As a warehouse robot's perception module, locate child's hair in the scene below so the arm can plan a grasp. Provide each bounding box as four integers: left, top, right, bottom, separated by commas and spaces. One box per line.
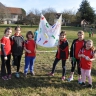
60, 30, 66, 35
26, 31, 34, 39
15, 26, 21, 30
77, 30, 84, 35
4, 27, 12, 34
86, 39, 95, 51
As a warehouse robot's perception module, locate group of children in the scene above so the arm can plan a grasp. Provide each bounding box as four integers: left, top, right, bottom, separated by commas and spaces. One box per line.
0, 26, 36, 80
0, 26, 96, 89
49, 30, 96, 88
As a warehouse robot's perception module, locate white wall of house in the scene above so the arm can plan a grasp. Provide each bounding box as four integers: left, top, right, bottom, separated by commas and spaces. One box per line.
11, 14, 18, 21
3, 20, 12, 24
3, 14, 19, 24
4, 21, 7, 24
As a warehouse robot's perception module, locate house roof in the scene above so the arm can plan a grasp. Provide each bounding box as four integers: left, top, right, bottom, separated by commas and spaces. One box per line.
0, 2, 5, 7
81, 19, 89, 25
0, 2, 6, 12
7, 7, 22, 14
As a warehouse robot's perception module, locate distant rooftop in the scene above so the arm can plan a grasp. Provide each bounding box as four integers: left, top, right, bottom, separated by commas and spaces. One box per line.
7, 7, 22, 14
0, 2, 22, 14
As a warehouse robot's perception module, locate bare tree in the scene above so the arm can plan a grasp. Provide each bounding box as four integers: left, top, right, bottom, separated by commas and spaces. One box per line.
62, 9, 76, 26
25, 8, 57, 26
41, 8, 57, 25
0, 2, 11, 24
30, 9, 41, 25
27, 12, 35, 26
24, 9, 41, 26
30, 8, 41, 16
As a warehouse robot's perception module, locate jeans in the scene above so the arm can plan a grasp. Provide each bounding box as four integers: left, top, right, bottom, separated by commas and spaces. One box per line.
24, 56, 35, 74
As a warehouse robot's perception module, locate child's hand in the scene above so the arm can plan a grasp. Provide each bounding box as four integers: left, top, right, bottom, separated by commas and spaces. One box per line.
4, 56, 7, 60
69, 57, 72, 61
27, 50, 31, 53
57, 45, 59, 48
57, 45, 60, 49
57, 41, 60, 48
81, 54, 86, 58
85, 56, 90, 61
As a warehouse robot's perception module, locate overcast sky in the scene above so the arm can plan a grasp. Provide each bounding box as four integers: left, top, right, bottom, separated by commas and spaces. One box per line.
0, 0, 96, 13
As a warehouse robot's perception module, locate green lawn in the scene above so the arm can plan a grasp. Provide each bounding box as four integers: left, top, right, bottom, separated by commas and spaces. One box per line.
0, 25, 96, 96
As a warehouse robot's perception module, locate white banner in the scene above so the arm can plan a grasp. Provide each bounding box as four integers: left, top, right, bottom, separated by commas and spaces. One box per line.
36, 14, 62, 47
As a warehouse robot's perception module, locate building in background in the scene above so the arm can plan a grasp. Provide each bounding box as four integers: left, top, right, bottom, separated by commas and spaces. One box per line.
0, 2, 26, 24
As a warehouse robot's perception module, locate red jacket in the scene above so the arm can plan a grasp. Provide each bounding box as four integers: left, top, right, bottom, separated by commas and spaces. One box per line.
24, 39, 36, 57
79, 48, 94, 69
56, 39, 69, 60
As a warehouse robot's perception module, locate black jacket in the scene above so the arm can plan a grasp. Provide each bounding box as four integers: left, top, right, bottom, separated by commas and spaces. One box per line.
10, 35, 24, 55
70, 39, 86, 58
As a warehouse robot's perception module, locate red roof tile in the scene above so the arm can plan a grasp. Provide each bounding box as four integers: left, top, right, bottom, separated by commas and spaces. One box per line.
7, 7, 22, 14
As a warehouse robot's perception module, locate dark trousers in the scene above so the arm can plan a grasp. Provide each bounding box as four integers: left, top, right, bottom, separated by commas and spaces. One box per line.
51, 58, 66, 76
1, 55, 11, 77
89, 34, 91, 37
13, 55, 22, 72
71, 59, 81, 75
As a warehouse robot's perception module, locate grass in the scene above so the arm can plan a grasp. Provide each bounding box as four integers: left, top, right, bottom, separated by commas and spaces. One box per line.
0, 25, 96, 96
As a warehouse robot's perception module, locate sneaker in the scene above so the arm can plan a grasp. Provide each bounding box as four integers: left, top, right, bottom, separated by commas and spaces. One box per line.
78, 79, 82, 84
2, 76, 8, 80
15, 72, 20, 78
68, 76, 73, 82
61, 76, 65, 81
30, 72, 35, 76
81, 82, 86, 86
48, 72, 54, 76
8, 74, 11, 79
24, 73, 27, 77
87, 84, 93, 89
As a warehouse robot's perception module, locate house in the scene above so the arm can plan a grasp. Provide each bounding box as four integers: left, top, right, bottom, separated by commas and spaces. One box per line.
0, 2, 26, 24
81, 19, 89, 31
81, 19, 89, 27
6, 7, 23, 24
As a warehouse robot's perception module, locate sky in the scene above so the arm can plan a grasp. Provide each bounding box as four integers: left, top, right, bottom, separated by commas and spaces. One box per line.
0, 0, 96, 14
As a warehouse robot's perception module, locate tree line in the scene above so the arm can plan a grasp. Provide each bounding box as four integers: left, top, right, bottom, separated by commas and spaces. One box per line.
0, 0, 96, 26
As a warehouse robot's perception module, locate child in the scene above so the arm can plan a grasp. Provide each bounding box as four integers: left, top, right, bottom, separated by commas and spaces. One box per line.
34, 29, 38, 48
68, 30, 86, 84
88, 27, 93, 37
24, 31, 36, 77
34, 29, 38, 42
88, 31, 92, 37
92, 32, 94, 37
1, 27, 12, 80
49, 31, 69, 80
10, 26, 24, 78
78, 39, 96, 88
